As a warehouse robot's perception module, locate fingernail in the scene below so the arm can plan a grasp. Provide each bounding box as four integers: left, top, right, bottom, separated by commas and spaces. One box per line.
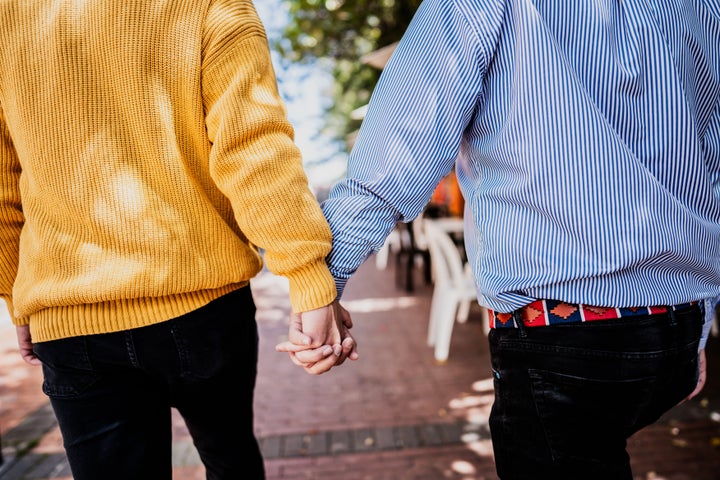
334, 345, 342, 356
322, 346, 333, 356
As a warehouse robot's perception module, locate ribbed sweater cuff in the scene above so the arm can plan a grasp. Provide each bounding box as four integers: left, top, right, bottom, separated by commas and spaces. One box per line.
287, 262, 337, 313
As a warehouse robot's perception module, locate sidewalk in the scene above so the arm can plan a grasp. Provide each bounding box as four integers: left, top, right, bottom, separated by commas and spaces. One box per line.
1, 258, 719, 479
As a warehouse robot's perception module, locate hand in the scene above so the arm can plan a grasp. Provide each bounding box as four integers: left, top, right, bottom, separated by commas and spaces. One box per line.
319, 301, 358, 365
685, 349, 707, 401
275, 300, 358, 374
16, 325, 41, 366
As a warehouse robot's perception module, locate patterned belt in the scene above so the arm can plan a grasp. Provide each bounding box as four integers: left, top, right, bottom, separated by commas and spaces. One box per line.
489, 300, 699, 329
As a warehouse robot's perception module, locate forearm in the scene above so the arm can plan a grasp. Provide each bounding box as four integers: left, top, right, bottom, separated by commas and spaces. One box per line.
0, 111, 23, 316
203, 15, 336, 311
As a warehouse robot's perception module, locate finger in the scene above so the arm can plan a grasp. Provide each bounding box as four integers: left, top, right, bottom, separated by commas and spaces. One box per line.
287, 312, 314, 347
343, 336, 359, 361
332, 343, 347, 366
294, 346, 335, 364
334, 336, 358, 366
20, 349, 41, 366
287, 352, 306, 368
337, 302, 353, 329
339, 325, 359, 362
302, 354, 339, 375
275, 341, 322, 353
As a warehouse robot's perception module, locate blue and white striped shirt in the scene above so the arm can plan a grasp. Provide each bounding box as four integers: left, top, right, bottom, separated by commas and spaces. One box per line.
322, 0, 720, 320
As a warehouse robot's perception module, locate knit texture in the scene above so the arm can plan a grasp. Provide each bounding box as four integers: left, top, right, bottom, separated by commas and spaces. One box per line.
0, 0, 336, 341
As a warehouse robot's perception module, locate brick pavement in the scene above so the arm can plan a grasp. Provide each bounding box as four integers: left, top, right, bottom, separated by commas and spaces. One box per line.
1, 258, 719, 479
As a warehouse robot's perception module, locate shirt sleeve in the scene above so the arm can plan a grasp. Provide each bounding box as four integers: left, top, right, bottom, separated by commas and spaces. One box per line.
0, 106, 24, 322
201, 0, 336, 312
321, 0, 503, 297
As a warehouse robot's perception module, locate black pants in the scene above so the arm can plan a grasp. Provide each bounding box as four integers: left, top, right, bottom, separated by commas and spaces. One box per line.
489, 304, 703, 479
34, 287, 264, 480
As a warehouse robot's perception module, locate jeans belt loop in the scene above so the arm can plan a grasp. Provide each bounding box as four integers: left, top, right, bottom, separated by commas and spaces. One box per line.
513, 309, 527, 338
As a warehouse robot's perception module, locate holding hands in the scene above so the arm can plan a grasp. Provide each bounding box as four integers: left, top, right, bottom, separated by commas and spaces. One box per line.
275, 300, 358, 374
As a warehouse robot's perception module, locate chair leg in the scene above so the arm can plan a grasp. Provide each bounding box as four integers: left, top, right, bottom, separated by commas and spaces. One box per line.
457, 300, 471, 323
433, 298, 459, 363
427, 286, 446, 346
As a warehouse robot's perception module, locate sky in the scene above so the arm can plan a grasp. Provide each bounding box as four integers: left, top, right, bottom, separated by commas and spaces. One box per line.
254, 2, 350, 189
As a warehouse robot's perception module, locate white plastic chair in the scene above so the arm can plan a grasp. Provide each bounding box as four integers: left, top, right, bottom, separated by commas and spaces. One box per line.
424, 220, 488, 363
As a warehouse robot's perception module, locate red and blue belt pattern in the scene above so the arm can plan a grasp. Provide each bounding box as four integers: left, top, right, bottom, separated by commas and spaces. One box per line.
489, 300, 699, 329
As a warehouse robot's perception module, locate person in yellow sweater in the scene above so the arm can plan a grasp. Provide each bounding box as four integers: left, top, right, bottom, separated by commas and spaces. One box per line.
0, 0, 357, 478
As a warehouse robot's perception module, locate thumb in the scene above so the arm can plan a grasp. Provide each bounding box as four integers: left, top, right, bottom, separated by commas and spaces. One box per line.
287, 312, 313, 346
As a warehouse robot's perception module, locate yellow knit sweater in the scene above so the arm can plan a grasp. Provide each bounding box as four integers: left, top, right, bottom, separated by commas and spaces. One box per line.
0, 0, 337, 342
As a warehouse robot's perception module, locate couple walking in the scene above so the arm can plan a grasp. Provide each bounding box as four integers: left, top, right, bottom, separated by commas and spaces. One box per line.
1, 1, 717, 479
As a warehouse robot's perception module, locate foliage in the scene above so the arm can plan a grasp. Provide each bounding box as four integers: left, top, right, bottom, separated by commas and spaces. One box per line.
274, 0, 422, 145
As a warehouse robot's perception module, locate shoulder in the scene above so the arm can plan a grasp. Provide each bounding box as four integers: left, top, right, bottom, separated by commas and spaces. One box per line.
204, 0, 266, 48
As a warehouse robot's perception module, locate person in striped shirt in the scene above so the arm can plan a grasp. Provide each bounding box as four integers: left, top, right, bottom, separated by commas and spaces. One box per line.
279, 0, 720, 478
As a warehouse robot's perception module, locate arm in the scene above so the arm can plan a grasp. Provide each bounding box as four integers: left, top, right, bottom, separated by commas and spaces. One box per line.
277, 0, 504, 370
202, 1, 352, 371
0, 107, 37, 365
321, 0, 499, 298
202, 0, 337, 315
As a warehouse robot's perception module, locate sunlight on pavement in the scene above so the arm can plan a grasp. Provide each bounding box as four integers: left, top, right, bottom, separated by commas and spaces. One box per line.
464, 438, 495, 458
342, 296, 421, 312
248, 268, 423, 326
450, 459, 477, 475
249, 271, 290, 326
445, 376, 495, 428
471, 378, 494, 393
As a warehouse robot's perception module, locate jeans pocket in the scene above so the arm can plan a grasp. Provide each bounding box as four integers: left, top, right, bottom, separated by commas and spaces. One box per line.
528, 368, 656, 464
169, 288, 257, 381
33, 337, 100, 398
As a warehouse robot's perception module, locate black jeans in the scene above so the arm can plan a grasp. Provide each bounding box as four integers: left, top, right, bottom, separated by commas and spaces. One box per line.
488, 303, 703, 480
33, 287, 264, 480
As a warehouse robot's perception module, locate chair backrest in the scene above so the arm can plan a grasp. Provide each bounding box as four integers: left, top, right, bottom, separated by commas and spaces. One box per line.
423, 220, 467, 289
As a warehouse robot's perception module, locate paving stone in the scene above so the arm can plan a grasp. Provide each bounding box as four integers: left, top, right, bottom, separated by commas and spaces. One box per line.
351, 428, 376, 453
328, 430, 352, 455
260, 435, 282, 459
374, 426, 399, 450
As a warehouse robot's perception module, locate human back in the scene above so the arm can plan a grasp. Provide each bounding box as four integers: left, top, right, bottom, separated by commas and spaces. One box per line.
0, 0, 335, 341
